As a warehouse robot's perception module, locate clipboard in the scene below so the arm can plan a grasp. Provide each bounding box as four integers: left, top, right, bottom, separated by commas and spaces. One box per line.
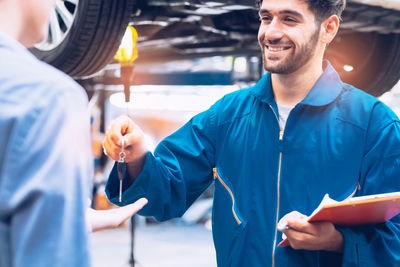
278, 192, 400, 247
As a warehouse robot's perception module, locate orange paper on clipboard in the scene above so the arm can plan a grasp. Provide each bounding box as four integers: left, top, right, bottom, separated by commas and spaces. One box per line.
278, 192, 400, 247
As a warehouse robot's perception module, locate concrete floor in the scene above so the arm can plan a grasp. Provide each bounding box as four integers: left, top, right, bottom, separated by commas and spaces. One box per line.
90, 219, 216, 267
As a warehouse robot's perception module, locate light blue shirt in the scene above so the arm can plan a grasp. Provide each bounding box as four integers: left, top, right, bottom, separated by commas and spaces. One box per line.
0, 31, 93, 266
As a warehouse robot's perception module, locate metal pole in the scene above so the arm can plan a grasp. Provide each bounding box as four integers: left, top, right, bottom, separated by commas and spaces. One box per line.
129, 215, 136, 267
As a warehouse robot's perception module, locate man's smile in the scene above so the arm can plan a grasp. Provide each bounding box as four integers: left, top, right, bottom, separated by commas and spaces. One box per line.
265, 44, 292, 54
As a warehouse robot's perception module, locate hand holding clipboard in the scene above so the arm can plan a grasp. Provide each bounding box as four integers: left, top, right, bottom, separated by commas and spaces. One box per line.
278, 192, 400, 247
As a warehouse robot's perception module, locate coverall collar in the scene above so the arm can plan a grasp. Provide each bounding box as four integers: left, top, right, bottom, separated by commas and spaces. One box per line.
253, 60, 343, 107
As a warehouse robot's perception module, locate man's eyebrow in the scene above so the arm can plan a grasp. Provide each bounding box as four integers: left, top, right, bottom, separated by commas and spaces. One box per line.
258, 9, 271, 16
259, 9, 304, 19
279, 10, 304, 18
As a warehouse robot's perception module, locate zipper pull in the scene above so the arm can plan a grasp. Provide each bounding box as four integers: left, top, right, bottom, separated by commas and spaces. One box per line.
213, 168, 218, 180
279, 130, 284, 140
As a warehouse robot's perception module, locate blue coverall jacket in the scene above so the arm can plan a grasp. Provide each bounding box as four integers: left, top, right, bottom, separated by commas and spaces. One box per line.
107, 62, 400, 266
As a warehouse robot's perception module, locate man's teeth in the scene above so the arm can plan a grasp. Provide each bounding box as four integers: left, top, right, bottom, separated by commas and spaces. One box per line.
268, 46, 289, 52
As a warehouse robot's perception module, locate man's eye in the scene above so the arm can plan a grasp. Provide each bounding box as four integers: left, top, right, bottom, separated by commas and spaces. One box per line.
284, 17, 297, 23
260, 16, 272, 22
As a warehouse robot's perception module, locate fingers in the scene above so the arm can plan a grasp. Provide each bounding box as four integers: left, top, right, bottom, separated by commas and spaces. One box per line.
103, 137, 143, 163
103, 136, 128, 161
278, 211, 308, 233
88, 198, 148, 232
285, 229, 316, 250
278, 211, 341, 251
108, 115, 133, 145
279, 213, 314, 250
286, 216, 314, 235
278, 211, 314, 249
124, 130, 144, 148
103, 116, 146, 162
283, 221, 339, 251
115, 198, 148, 222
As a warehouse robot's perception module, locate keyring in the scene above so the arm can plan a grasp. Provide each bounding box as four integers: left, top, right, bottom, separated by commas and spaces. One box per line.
119, 137, 126, 160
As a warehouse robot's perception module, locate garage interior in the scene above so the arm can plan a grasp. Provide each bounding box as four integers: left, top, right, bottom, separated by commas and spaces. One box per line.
28, 1, 400, 266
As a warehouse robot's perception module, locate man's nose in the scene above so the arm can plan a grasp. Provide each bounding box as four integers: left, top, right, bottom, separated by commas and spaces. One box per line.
264, 18, 284, 41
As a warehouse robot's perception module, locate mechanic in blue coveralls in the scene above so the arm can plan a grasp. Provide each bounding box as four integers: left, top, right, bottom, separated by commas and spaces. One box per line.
103, 0, 400, 265
0, 0, 147, 266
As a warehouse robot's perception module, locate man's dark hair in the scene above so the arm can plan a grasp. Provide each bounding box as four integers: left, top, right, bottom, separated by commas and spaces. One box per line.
256, 0, 346, 22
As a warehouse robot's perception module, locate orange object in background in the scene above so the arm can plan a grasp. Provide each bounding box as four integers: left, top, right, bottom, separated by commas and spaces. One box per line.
114, 25, 138, 103
95, 193, 115, 210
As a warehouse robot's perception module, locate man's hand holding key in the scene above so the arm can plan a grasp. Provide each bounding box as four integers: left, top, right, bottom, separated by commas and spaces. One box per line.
103, 115, 147, 186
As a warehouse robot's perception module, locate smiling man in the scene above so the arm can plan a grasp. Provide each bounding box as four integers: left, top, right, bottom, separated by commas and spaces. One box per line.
103, 0, 400, 266
259, 2, 321, 75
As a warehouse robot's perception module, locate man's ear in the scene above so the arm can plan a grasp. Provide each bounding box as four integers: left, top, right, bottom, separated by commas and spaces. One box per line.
320, 15, 340, 44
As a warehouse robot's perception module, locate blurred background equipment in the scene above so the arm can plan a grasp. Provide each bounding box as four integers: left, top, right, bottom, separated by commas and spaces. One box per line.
31, 0, 134, 78
114, 25, 138, 103
31, 0, 400, 97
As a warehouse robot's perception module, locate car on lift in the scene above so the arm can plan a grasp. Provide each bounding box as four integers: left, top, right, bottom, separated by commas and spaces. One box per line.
31, 0, 400, 96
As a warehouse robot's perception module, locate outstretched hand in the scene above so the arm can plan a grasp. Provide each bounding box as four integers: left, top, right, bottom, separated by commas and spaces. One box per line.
87, 198, 148, 232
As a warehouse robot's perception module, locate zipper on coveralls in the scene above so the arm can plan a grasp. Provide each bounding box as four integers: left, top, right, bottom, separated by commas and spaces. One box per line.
213, 168, 242, 225
268, 104, 360, 267
269, 104, 284, 267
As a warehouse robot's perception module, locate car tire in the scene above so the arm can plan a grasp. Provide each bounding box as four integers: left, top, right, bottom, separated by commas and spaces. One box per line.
329, 1, 400, 96
326, 31, 400, 97
30, 0, 134, 78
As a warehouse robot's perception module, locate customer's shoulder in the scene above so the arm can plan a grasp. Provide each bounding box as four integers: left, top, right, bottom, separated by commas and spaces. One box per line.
0, 47, 87, 108
25, 52, 81, 93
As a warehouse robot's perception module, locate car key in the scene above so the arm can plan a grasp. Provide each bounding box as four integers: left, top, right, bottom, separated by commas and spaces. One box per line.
117, 137, 127, 202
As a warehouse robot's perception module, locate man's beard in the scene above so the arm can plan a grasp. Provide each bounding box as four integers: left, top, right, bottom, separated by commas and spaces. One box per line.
261, 27, 320, 74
